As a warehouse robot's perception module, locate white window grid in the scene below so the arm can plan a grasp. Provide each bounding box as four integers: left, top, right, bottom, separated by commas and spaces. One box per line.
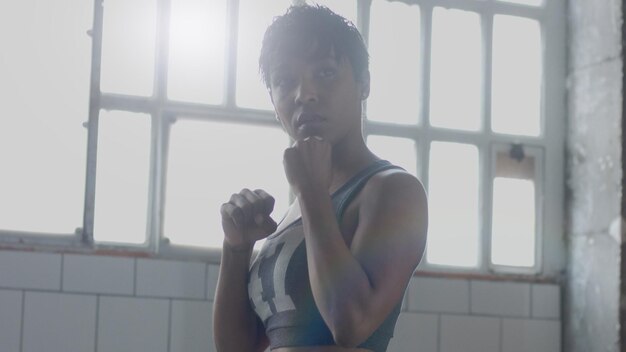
0, 0, 566, 277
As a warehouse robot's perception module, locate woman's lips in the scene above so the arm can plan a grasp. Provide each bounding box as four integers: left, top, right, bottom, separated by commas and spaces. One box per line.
296, 113, 325, 129
295, 114, 326, 138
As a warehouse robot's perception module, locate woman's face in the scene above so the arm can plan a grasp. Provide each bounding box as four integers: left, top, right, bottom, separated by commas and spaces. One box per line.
269, 48, 367, 144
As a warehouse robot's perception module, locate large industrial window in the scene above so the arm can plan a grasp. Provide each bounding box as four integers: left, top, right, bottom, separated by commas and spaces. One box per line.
0, 0, 566, 275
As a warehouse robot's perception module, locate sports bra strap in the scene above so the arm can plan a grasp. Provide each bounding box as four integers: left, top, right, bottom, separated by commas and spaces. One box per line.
331, 159, 405, 223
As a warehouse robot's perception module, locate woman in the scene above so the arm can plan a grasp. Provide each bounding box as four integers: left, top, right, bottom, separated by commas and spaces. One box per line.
213, 5, 428, 352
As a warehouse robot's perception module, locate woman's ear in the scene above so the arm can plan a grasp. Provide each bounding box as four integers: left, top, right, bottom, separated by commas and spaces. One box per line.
359, 70, 370, 100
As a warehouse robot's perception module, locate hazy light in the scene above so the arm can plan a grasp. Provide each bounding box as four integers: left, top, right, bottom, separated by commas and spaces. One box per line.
164, 119, 290, 248
430, 8, 482, 131
427, 142, 479, 267
0, 0, 92, 234
167, 0, 227, 104
491, 178, 536, 267
101, 0, 157, 96
491, 15, 542, 136
94, 111, 151, 245
366, 135, 418, 177
367, 0, 420, 124
236, 0, 291, 110
308, 0, 357, 25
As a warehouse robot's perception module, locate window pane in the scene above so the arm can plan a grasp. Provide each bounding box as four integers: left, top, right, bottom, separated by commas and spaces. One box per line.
430, 8, 481, 131
236, 0, 291, 110
368, 0, 420, 124
366, 136, 418, 177
94, 111, 151, 244
0, 0, 92, 234
101, 0, 157, 96
491, 16, 542, 136
497, 0, 543, 6
308, 0, 357, 25
491, 178, 536, 267
164, 120, 290, 248
168, 0, 227, 104
427, 142, 479, 267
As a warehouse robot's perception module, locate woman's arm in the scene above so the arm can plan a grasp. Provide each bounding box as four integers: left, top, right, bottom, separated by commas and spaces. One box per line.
213, 244, 269, 352
298, 170, 428, 347
213, 189, 276, 352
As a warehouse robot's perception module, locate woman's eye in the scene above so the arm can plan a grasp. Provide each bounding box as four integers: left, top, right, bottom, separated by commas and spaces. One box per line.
272, 77, 293, 89
318, 68, 337, 79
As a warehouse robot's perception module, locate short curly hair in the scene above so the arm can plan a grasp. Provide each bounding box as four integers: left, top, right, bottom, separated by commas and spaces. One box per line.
259, 4, 369, 89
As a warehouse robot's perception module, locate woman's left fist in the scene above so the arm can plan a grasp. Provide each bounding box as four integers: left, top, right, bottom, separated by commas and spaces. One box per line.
283, 136, 332, 196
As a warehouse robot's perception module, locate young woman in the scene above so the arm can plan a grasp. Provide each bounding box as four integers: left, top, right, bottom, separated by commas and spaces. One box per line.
213, 5, 428, 352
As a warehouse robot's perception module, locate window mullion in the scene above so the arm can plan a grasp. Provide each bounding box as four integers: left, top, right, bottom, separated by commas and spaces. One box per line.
482, 12, 494, 137
154, 0, 171, 102
420, 3, 433, 175
83, 0, 106, 244
148, 0, 173, 252
224, 0, 240, 108
480, 11, 495, 273
357, 0, 372, 45
417, 4, 433, 270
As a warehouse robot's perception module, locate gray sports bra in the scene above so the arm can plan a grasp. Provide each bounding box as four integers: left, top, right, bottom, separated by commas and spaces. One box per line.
247, 160, 406, 351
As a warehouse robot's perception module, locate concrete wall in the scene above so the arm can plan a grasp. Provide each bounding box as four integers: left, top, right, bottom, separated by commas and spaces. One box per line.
565, 0, 623, 351
0, 250, 561, 352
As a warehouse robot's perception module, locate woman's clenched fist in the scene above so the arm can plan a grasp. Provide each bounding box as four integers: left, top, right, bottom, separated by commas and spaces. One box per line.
220, 188, 278, 251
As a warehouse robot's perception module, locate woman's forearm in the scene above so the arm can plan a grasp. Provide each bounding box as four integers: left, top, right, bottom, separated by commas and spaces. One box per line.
213, 243, 262, 352
297, 190, 375, 346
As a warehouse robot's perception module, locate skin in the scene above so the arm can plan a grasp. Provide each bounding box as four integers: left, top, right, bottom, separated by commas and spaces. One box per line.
213, 47, 428, 352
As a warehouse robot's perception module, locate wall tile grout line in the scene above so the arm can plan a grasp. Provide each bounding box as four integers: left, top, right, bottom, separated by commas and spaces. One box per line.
204, 264, 209, 300
498, 318, 503, 352
133, 258, 138, 296
167, 299, 173, 352
20, 290, 25, 352
0, 285, 211, 302
94, 295, 100, 352
529, 283, 534, 318
60, 254, 64, 291
436, 314, 441, 352
468, 280, 473, 314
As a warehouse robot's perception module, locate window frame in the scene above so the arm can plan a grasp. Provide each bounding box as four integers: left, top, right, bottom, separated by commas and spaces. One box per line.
0, 0, 567, 277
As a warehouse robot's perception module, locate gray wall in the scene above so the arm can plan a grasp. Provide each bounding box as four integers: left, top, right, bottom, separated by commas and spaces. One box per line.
565, 0, 623, 351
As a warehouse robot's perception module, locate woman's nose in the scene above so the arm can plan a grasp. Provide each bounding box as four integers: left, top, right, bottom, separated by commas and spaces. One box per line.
295, 79, 319, 105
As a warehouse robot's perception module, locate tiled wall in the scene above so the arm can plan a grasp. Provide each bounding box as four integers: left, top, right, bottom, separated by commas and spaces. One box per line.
390, 277, 561, 352
0, 250, 561, 352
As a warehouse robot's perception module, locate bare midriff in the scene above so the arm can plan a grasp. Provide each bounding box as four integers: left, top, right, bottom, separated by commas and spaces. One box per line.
272, 347, 372, 352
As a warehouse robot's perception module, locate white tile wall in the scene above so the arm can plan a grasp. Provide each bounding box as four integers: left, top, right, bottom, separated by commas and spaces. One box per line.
207, 264, 220, 301
388, 313, 438, 352
0, 289, 22, 352
22, 292, 97, 352
0, 250, 563, 352
471, 281, 531, 317
531, 284, 561, 319
440, 315, 500, 352
502, 319, 561, 352
170, 300, 215, 352
136, 259, 206, 299
0, 251, 61, 290
63, 254, 134, 295
408, 277, 470, 314
98, 296, 169, 352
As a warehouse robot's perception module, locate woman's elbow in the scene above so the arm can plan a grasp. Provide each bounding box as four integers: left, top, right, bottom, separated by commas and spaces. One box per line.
329, 311, 371, 348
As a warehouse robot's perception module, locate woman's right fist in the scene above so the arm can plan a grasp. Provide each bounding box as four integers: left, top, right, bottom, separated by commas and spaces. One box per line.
220, 188, 278, 250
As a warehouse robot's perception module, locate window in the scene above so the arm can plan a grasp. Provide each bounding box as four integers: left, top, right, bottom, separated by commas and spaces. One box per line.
1, 0, 566, 274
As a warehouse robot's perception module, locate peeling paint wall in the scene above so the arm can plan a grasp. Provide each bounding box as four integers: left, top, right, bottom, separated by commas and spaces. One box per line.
565, 0, 623, 351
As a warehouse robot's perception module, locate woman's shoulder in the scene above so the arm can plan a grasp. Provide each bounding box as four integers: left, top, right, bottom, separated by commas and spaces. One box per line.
362, 167, 426, 204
